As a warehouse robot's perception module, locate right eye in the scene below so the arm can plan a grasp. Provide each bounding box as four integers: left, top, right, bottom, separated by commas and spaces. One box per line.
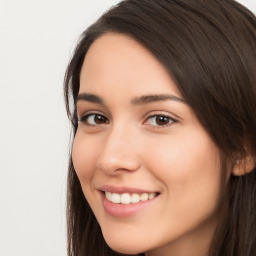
79, 114, 109, 126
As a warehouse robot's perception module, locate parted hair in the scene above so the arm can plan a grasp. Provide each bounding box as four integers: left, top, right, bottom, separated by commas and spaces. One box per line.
64, 0, 256, 255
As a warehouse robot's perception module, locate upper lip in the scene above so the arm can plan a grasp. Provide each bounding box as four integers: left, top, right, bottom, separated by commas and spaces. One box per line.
98, 185, 159, 194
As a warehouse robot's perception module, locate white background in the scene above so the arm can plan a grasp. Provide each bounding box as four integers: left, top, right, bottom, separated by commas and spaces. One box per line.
0, 1, 255, 256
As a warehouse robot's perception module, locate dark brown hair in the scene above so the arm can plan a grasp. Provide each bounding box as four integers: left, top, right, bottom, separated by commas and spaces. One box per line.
64, 0, 256, 255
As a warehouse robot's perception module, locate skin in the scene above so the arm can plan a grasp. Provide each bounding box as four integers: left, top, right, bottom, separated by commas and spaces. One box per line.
72, 33, 223, 256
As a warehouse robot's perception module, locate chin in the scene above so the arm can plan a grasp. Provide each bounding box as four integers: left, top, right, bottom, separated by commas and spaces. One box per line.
108, 245, 143, 255
103, 233, 147, 255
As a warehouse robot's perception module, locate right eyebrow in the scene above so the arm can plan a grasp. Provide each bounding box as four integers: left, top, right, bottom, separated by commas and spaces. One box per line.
76, 93, 104, 105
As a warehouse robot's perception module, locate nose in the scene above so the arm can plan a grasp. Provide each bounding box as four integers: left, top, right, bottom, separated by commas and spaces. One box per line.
96, 123, 141, 175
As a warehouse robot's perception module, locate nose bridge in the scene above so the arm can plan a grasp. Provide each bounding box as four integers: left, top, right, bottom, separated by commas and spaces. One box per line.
97, 121, 140, 173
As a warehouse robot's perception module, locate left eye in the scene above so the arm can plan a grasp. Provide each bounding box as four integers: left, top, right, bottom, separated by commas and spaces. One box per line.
146, 115, 175, 126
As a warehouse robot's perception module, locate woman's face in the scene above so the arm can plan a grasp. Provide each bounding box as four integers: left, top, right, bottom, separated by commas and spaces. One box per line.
73, 33, 222, 255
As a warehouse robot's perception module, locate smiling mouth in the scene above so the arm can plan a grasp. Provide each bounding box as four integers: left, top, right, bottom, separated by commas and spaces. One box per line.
104, 191, 159, 204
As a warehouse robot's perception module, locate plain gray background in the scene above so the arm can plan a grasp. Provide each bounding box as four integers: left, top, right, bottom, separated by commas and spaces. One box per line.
0, 1, 255, 255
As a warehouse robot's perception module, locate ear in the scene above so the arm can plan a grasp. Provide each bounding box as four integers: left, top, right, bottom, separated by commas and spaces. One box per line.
232, 155, 255, 176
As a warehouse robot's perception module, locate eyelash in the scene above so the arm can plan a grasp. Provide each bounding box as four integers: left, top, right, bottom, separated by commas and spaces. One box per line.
143, 114, 177, 128
79, 113, 177, 128
79, 113, 109, 126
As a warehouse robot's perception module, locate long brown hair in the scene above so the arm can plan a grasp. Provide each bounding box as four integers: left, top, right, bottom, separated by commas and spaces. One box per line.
64, 1, 256, 255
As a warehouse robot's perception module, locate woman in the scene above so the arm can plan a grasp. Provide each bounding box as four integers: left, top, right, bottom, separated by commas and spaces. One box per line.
64, 0, 256, 255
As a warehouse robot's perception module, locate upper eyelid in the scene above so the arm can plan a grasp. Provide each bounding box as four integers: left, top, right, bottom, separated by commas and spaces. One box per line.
76, 103, 112, 119
143, 111, 180, 121
144, 114, 177, 125
76, 101, 182, 120
77, 110, 108, 120
146, 113, 176, 119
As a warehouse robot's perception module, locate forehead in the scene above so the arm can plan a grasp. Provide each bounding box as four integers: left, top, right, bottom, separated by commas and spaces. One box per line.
79, 33, 182, 98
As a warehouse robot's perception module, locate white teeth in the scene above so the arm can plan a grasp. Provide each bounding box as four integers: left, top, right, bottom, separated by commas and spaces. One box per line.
140, 193, 149, 201
106, 191, 112, 201
120, 193, 130, 204
149, 192, 156, 199
111, 193, 121, 204
131, 193, 140, 203
105, 191, 158, 204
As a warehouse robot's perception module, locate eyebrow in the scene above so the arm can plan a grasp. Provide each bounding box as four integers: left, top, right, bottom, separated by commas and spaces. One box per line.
76, 93, 186, 105
76, 93, 104, 105
131, 94, 186, 105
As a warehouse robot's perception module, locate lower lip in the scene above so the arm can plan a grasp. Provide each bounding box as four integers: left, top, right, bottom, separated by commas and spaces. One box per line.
101, 192, 158, 218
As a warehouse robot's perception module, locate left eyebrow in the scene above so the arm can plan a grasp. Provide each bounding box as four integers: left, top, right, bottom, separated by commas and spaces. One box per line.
131, 94, 186, 105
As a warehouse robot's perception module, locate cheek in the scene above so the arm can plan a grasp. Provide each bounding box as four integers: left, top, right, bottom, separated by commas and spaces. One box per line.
142, 133, 222, 236
72, 131, 99, 181
143, 131, 221, 199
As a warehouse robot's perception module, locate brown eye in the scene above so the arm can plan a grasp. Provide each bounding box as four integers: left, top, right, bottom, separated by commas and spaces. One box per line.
94, 115, 107, 124
82, 114, 109, 125
155, 116, 170, 125
147, 115, 175, 127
